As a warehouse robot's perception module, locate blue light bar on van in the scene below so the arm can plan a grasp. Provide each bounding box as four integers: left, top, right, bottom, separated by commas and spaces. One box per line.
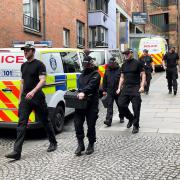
12, 41, 52, 48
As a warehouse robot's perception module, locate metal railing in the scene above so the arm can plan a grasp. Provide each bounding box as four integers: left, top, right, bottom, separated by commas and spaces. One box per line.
23, 14, 41, 32
152, 0, 168, 7
77, 36, 85, 48
89, 41, 108, 48
148, 21, 177, 32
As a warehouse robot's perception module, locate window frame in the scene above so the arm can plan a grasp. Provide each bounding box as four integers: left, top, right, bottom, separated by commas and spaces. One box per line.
23, 0, 40, 32
88, 0, 108, 14
63, 28, 70, 48
77, 20, 85, 48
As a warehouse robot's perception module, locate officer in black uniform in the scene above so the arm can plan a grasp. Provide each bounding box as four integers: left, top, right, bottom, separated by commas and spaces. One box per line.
139, 49, 155, 95
163, 47, 180, 95
103, 57, 124, 127
117, 49, 146, 134
74, 56, 101, 156
5, 44, 57, 160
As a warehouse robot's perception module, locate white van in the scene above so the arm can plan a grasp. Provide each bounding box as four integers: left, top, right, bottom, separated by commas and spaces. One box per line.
0, 48, 84, 133
138, 37, 168, 68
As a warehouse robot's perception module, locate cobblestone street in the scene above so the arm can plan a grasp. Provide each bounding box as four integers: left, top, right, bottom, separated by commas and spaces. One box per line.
1, 72, 180, 180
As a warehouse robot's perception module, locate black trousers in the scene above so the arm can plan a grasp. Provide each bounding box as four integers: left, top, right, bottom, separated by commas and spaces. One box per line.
106, 94, 124, 123
145, 72, 152, 93
118, 94, 142, 128
74, 102, 99, 144
14, 95, 57, 153
166, 67, 178, 92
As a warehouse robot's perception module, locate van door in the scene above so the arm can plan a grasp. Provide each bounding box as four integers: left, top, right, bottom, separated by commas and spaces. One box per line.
0, 51, 35, 123
41, 52, 65, 104
60, 51, 81, 114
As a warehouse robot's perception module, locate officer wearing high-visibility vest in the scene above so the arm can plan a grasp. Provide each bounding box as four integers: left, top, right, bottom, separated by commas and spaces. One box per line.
103, 57, 124, 127
116, 49, 146, 134
163, 46, 180, 95
5, 43, 57, 160
74, 56, 101, 156
139, 49, 155, 95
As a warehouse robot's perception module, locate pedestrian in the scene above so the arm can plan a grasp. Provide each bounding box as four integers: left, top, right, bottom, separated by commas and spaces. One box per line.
139, 49, 155, 95
163, 46, 180, 95
5, 43, 57, 160
103, 57, 124, 127
74, 56, 101, 156
116, 49, 146, 134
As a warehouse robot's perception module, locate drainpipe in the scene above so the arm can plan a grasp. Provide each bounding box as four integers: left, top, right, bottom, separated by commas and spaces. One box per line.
86, 0, 89, 49
43, 0, 46, 41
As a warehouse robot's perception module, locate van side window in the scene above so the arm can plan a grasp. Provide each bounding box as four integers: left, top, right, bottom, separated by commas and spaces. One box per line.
60, 52, 81, 73
42, 53, 64, 74
88, 51, 105, 65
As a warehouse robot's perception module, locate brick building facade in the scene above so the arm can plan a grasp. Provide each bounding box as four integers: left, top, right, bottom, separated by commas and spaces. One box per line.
144, 0, 178, 47
178, 1, 180, 54
0, 0, 87, 48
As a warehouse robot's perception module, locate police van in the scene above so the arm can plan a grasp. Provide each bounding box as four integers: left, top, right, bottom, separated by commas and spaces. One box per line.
0, 47, 84, 133
138, 37, 168, 68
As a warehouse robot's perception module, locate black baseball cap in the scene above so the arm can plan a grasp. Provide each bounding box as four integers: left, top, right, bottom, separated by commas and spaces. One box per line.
83, 56, 95, 63
21, 43, 35, 50
122, 48, 133, 54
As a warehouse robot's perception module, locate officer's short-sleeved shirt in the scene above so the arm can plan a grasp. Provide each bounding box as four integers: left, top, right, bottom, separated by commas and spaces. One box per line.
121, 58, 144, 96
139, 55, 153, 72
121, 58, 144, 86
21, 59, 46, 94
163, 52, 179, 68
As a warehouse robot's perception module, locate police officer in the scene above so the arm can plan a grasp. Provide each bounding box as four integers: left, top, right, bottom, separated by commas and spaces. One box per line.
5, 43, 57, 160
163, 46, 180, 95
103, 57, 124, 127
139, 49, 155, 95
74, 56, 101, 156
116, 49, 146, 134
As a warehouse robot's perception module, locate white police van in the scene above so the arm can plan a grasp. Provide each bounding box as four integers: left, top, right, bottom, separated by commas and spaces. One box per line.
0, 46, 84, 133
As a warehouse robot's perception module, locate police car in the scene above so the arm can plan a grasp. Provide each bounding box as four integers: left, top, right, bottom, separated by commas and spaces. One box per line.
0, 46, 84, 133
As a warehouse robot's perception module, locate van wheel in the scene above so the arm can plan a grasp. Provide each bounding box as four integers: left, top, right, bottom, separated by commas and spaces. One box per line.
52, 106, 65, 133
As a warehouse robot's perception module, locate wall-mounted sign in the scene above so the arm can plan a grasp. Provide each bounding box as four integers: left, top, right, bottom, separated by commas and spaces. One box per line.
132, 12, 148, 25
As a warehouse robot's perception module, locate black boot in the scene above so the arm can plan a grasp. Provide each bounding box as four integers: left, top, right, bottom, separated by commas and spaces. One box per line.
5, 151, 21, 160
169, 90, 172, 94
132, 126, 139, 134
174, 91, 177, 96
47, 143, 57, 152
127, 121, 133, 128
120, 118, 124, 123
75, 139, 85, 156
104, 120, 111, 127
85, 143, 94, 155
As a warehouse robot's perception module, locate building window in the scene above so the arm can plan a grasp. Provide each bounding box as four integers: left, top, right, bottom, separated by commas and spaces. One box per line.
150, 13, 169, 31
23, 0, 40, 32
88, 0, 108, 14
63, 28, 70, 47
77, 21, 85, 48
89, 26, 108, 48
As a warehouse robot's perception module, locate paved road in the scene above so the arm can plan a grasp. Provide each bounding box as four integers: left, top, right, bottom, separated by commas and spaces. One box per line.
1, 72, 180, 180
